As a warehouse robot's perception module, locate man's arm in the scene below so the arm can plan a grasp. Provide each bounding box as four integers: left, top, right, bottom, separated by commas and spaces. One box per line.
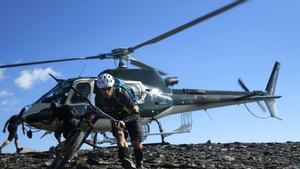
94, 93, 102, 108
3, 118, 9, 133
120, 90, 139, 114
119, 90, 140, 123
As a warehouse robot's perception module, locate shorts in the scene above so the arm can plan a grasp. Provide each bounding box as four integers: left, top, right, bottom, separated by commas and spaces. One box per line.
112, 119, 144, 142
7, 125, 18, 141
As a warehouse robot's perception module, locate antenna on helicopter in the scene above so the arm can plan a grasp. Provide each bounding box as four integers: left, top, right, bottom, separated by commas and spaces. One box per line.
78, 64, 86, 77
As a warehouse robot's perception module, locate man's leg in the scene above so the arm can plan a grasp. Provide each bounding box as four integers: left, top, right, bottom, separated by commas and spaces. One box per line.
127, 120, 144, 168
116, 130, 136, 169
132, 140, 143, 169
0, 140, 11, 153
14, 134, 23, 153
0, 131, 14, 153
112, 121, 135, 169
14, 134, 19, 150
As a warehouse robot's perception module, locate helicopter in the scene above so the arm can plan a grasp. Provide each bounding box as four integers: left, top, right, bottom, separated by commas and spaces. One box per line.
0, 0, 281, 145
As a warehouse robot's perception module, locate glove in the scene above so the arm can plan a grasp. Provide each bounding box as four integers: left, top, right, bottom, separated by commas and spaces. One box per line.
117, 120, 126, 129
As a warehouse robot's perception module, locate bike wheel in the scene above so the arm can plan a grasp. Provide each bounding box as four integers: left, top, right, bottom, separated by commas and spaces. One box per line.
50, 155, 62, 168
52, 131, 85, 169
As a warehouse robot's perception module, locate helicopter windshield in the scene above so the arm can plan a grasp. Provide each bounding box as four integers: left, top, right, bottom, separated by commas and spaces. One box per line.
70, 82, 91, 104
37, 81, 73, 104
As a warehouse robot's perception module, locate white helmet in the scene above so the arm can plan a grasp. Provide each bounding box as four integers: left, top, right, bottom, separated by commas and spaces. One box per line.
96, 73, 115, 89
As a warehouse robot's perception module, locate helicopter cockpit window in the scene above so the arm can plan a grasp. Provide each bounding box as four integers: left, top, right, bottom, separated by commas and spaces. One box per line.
38, 81, 73, 104
71, 83, 91, 104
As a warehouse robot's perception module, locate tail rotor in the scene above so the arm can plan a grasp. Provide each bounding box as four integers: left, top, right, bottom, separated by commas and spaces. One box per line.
238, 61, 281, 119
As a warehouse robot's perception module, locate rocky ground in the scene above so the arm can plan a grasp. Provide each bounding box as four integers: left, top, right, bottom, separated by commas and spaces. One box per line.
1, 141, 300, 169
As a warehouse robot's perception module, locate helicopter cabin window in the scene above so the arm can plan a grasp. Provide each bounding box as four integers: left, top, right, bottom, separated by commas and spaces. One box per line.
39, 81, 72, 104
71, 83, 91, 104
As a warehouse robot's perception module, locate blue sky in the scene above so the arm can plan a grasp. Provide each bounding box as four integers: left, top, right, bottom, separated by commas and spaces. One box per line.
0, 0, 299, 153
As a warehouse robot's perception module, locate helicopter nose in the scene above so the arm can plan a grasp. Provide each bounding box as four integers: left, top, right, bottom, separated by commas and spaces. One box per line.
25, 108, 54, 124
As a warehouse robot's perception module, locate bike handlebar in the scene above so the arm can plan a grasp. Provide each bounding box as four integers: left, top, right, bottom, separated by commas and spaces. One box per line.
70, 87, 117, 123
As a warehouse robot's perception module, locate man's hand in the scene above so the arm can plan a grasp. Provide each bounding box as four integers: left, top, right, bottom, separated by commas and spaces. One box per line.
117, 120, 126, 129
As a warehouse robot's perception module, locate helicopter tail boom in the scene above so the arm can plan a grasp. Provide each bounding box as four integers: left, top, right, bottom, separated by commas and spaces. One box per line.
155, 62, 282, 120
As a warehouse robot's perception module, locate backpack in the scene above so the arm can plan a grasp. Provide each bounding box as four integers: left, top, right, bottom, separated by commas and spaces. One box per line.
114, 78, 136, 102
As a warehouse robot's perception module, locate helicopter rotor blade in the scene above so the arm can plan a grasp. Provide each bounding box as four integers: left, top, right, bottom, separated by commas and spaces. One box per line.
0, 1, 246, 70
129, 57, 167, 76
0, 54, 109, 69
130, 0, 246, 52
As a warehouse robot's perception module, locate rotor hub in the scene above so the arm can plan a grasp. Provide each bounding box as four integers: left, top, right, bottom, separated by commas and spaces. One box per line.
111, 48, 130, 57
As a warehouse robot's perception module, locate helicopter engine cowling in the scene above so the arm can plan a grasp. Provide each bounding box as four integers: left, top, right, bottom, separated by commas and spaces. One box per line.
165, 77, 179, 87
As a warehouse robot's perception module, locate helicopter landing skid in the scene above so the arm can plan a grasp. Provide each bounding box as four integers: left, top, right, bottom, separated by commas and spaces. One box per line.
145, 112, 193, 144
85, 113, 192, 146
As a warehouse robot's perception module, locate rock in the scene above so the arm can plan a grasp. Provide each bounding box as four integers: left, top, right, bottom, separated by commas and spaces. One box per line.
1, 142, 300, 168
221, 148, 228, 151
43, 160, 53, 167
223, 155, 235, 161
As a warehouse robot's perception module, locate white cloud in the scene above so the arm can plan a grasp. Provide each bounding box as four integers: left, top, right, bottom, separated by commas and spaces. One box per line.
15, 67, 60, 89
0, 99, 16, 107
0, 68, 5, 81
1, 100, 10, 106
0, 99, 17, 112
0, 90, 13, 97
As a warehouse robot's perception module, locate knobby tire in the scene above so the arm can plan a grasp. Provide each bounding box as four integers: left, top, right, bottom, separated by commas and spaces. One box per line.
51, 131, 85, 169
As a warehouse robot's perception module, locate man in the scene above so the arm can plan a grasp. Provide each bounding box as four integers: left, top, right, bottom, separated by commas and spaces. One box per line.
95, 73, 144, 169
0, 112, 26, 154
51, 103, 79, 145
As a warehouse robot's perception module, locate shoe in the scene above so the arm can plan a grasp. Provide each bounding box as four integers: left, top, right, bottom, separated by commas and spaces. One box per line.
16, 147, 23, 153
136, 161, 144, 169
121, 158, 136, 169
